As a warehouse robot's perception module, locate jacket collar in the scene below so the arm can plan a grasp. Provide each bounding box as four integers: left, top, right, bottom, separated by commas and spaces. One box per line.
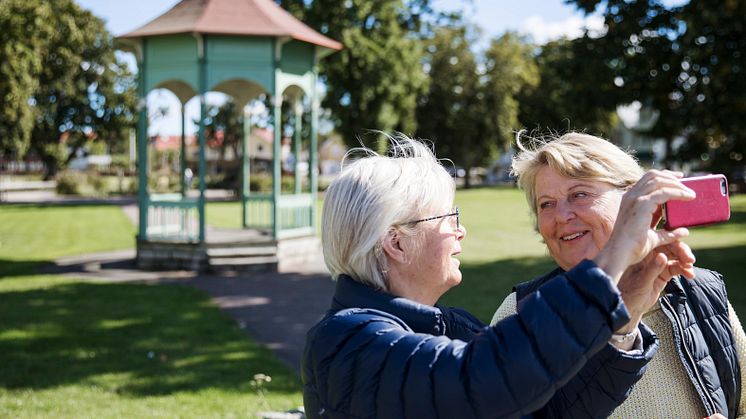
331, 275, 446, 335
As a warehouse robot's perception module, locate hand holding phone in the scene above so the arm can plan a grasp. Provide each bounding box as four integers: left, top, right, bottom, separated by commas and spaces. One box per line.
663, 174, 730, 230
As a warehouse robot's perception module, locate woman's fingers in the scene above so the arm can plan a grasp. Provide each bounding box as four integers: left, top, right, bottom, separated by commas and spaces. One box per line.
652, 227, 690, 249
666, 240, 696, 265
668, 260, 696, 279
596, 170, 697, 281
617, 251, 671, 320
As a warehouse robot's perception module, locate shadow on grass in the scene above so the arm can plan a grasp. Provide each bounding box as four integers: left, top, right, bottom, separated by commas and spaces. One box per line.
440, 255, 556, 323
0, 259, 48, 278
729, 207, 746, 226
0, 280, 301, 396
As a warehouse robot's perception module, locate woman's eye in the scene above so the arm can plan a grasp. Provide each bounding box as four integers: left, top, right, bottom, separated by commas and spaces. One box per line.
572, 192, 589, 199
539, 201, 554, 210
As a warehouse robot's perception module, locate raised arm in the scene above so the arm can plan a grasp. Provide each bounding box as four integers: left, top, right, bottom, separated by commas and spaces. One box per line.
304, 261, 630, 419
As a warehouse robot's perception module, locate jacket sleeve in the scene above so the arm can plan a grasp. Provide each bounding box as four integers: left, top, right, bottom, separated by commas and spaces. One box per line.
491, 293, 659, 418
530, 322, 658, 418
303, 260, 634, 419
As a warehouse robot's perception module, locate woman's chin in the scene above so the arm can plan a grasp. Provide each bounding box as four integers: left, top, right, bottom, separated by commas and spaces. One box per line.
446, 271, 463, 288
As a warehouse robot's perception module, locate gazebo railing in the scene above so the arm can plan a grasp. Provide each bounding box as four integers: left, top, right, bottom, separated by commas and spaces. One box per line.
244, 194, 315, 238
146, 194, 199, 242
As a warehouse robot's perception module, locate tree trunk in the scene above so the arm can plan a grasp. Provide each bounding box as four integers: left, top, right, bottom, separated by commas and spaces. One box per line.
663, 136, 674, 169
41, 154, 59, 180
463, 165, 472, 189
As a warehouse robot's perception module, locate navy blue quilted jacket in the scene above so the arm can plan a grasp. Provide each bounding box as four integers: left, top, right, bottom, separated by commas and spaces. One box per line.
302, 260, 658, 419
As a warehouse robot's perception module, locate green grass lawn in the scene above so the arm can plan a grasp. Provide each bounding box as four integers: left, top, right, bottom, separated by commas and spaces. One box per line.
0, 204, 302, 417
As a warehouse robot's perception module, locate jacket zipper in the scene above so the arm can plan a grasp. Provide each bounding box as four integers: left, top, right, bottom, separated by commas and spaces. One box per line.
660, 296, 718, 415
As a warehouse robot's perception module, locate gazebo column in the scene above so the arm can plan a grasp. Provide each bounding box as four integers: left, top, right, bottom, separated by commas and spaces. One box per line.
179, 103, 187, 196
272, 95, 282, 239
136, 40, 149, 240
310, 70, 320, 228
293, 100, 303, 194
241, 106, 251, 228
197, 35, 207, 243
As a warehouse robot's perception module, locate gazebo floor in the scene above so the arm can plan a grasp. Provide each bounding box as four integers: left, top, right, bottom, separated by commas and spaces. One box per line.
136, 227, 320, 273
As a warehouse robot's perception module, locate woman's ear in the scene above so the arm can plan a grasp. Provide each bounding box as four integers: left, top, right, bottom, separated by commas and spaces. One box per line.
381, 227, 407, 264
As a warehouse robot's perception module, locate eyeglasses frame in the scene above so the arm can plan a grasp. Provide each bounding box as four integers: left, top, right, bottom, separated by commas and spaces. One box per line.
402, 207, 459, 229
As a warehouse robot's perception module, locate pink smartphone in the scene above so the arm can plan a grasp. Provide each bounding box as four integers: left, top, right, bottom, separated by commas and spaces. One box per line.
663, 174, 730, 230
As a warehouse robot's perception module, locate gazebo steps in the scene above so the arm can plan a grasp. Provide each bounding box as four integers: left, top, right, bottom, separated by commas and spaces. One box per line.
137, 228, 322, 273
206, 246, 278, 258
207, 244, 279, 272
208, 256, 279, 272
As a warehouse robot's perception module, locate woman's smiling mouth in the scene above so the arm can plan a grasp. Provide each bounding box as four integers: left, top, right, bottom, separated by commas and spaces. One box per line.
561, 231, 589, 241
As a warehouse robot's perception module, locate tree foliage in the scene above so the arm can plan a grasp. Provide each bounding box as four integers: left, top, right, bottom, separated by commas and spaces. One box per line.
202, 100, 244, 161
567, 0, 746, 172
0, 0, 136, 178
278, 0, 431, 148
0, 0, 51, 156
482, 32, 541, 147
518, 37, 620, 136
416, 26, 538, 187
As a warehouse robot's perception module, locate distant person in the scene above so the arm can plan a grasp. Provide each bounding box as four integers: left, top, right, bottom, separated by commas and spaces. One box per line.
302, 134, 697, 418
492, 132, 746, 418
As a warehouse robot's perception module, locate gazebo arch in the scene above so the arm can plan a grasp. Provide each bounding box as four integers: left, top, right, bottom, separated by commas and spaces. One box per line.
116, 0, 341, 270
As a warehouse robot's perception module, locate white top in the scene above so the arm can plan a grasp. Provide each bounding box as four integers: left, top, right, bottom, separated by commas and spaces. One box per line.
492, 292, 746, 418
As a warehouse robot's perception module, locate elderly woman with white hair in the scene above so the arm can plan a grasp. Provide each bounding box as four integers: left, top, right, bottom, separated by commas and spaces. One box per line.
492, 132, 746, 419
302, 134, 697, 419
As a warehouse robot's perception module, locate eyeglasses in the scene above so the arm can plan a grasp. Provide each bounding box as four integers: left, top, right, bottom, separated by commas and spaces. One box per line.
403, 207, 459, 229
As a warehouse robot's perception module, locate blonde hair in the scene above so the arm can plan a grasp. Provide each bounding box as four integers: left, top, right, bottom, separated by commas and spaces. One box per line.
322, 133, 455, 291
511, 132, 644, 229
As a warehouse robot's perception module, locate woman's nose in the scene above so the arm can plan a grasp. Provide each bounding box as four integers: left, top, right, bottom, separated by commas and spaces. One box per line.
456, 223, 466, 239
556, 199, 576, 223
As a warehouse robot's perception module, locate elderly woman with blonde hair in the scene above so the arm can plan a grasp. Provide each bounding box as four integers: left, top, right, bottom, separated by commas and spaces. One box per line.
302, 133, 698, 419
492, 132, 746, 418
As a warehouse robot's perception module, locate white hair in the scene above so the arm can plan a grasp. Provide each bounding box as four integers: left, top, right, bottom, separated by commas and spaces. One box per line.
322, 133, 455, 291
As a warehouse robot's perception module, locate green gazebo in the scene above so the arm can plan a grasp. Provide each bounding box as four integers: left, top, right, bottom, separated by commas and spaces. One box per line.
117, 0, 341, 270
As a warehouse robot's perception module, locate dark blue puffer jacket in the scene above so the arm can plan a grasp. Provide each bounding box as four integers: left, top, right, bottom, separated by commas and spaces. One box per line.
302, 260, 657, 419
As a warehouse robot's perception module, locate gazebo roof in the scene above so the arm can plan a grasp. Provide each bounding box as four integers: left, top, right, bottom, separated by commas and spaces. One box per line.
119, 0, 342, 51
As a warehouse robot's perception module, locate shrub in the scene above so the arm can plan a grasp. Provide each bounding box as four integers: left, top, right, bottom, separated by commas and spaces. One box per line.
56, 170, 138, 197
56, 171, 88, 195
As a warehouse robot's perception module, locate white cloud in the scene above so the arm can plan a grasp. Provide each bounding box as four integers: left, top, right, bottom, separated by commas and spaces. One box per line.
520, 14, 605, 45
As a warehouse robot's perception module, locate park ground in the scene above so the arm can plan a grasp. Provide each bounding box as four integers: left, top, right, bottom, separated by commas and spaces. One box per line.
1, 188, 745, 417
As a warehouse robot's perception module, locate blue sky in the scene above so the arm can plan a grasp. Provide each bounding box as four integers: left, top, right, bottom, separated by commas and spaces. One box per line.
70, 0, 607, 135
77, 0, 601, 44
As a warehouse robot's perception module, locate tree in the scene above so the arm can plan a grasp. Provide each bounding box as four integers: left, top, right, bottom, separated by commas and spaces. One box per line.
416, 25, 480, 187
482, 32, 540, 147
416, 27, 538, 187
0, 0, 52, 156
518, 37, 620, 136
202, 100, 244, 162
0, 0, 137, 178
675, 0, 746, 173
567, 0, 746, 172
278, 0, 431, 149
